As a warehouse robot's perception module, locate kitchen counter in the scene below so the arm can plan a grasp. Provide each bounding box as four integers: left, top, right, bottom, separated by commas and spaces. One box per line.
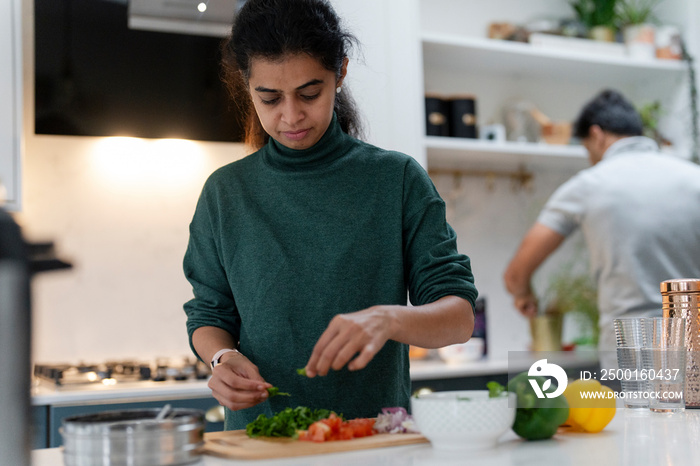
31, 379, 213, 406
32, 408, 700, 465
409, 350, 598, 381
32, 352, 599, 405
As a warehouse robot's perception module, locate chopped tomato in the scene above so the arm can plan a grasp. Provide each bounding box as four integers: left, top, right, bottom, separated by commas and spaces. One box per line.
308, 421, 332, 442
320, 413, 343, 432
347, 418, 375, 437
337, 425, 355, 440
300, 415, 376, 442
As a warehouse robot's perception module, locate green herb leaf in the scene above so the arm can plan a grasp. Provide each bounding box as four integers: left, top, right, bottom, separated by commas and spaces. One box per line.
487, 381, 506, 398
245, 407, 336, 438
267, 386, 291, 398
296, 367, 307, 377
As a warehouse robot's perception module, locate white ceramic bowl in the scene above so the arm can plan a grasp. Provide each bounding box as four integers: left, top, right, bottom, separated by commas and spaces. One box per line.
411, 390, 515, 450
437, 338, 484, 364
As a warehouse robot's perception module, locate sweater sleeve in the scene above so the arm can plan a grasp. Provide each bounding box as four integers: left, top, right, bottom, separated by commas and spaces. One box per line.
401, 157, 478, 310
183, 181, 241, 361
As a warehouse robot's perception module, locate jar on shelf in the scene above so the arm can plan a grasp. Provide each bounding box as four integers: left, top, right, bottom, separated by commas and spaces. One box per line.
449, 95, 477, 139
656, 25, 682, 60
424, 94, 450, 137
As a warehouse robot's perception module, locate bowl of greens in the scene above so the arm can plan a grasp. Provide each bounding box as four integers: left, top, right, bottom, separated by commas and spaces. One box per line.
410, 385, 515, 450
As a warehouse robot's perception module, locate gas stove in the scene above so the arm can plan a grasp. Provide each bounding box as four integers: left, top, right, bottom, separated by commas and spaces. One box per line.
34, 358, 210, 388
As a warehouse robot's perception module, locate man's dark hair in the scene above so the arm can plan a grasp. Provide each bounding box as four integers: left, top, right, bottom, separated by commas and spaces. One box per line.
573, 89, 644, 139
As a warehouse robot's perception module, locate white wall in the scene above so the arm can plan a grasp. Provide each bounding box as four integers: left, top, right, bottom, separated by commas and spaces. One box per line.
0, 0, 22, 209
432, 169, 585, 359
16, 0, 699, 365
332, 0, 425, 163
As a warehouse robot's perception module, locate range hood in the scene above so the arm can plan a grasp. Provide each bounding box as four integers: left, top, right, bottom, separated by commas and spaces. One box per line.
127, 0, 245, 37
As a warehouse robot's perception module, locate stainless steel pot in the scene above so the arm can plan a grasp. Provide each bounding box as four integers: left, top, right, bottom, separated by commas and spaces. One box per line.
60, 408, 205, 466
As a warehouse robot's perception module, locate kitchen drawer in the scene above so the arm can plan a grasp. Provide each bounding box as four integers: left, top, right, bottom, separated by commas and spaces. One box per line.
46, 396, 224, 448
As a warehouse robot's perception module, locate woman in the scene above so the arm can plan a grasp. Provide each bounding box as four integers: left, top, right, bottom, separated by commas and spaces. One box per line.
183, 0, 478, 430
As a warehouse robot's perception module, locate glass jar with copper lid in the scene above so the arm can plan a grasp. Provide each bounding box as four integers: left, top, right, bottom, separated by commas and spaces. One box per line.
661, 278, 700, 407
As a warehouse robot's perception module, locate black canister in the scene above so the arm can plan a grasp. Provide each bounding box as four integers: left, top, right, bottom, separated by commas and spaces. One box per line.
424, 94, 450, 137
449, 95, 477, 138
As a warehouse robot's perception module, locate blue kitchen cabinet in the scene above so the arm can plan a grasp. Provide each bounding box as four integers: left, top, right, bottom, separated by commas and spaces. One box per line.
32, 406, 49, 449
46, 396, 224, 448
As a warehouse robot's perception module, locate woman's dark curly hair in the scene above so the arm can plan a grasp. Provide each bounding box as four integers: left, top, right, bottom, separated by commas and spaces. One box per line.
221, 0, 364, 149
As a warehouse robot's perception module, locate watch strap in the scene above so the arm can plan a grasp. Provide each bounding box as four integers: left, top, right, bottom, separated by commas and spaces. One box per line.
210, 348, 239, 369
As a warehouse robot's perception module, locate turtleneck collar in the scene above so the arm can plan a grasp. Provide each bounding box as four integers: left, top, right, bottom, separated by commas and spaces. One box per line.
262, 113, 353, 172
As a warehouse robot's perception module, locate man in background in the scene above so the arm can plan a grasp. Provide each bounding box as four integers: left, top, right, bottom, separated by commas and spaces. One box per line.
503, 89, 700, 368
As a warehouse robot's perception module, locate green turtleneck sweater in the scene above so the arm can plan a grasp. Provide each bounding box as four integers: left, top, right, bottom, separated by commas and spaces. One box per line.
183, 115, 477, 430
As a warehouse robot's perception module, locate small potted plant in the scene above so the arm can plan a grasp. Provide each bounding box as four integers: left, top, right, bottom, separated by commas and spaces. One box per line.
637, 100, 667, 146
531, 254, 599, 351
570, 0, 619, 42
617, 0, 661, 59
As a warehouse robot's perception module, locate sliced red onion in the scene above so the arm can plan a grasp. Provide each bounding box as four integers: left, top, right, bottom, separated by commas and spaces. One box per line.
373, 407, 420, 434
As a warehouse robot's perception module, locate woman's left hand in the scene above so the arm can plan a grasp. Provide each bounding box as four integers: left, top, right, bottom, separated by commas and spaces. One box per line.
304, 305, 398, 377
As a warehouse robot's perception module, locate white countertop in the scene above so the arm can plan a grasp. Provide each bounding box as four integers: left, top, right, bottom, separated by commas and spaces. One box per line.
32, 408, 700, 466
31, 379, 213, 406
32, 352, 599, 406
409, 350, 598, 381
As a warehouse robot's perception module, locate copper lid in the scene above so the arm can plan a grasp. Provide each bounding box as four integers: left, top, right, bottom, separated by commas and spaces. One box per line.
660, 278, 700, 293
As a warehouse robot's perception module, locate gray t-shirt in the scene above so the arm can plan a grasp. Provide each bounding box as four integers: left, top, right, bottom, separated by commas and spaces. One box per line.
537, 137, 700, 358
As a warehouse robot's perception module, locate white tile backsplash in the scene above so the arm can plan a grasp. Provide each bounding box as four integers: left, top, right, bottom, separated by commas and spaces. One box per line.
19, 135, 249, 363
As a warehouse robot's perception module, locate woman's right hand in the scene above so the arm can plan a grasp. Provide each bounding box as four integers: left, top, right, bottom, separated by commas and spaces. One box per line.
207, 351, 272, 411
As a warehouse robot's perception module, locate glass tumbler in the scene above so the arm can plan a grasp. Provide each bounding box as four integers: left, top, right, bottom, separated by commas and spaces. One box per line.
642, 317, 686, 413
614, 318, 648, 408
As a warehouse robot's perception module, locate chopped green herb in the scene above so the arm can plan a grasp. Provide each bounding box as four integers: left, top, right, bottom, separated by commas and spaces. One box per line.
267, 386, 290, 398
245, 406, 337, 438
296, 367, 307, 377
487, 381, 506, 398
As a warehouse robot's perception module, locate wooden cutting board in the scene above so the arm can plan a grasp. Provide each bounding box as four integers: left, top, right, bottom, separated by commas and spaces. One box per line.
203, 430, 430, 460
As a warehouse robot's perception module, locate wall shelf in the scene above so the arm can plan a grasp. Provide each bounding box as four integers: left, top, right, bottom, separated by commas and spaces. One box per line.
421, 31, 690, 172
422, 33, 687, 85
425, 136, 588, 171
